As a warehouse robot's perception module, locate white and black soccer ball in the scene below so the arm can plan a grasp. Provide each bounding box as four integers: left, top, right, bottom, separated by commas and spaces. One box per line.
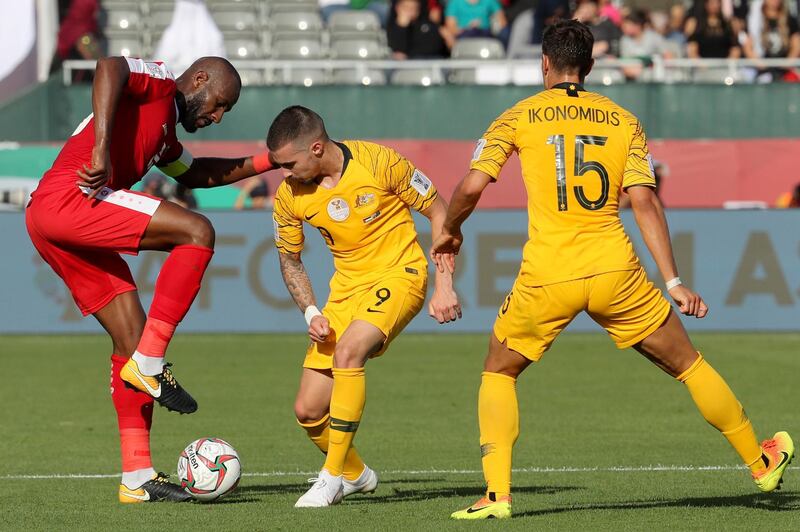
177, 437, 241, 502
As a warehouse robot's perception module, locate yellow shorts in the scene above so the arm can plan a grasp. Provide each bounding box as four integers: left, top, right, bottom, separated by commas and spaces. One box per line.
303, 270, 427, 369
493, 267, 671, 361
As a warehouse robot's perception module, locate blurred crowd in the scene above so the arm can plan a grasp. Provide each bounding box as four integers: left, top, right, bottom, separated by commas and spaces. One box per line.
388, 0, 800, 81
52, 0, 800, 82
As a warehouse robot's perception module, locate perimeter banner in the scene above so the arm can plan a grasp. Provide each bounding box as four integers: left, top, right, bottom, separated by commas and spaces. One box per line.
1, 210, 798, 333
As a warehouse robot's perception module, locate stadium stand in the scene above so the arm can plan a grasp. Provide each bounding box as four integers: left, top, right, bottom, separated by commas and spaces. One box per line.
65, 1, 800, 86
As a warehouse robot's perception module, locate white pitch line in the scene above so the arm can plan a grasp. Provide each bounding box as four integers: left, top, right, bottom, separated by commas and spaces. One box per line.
3, 465, 797, 481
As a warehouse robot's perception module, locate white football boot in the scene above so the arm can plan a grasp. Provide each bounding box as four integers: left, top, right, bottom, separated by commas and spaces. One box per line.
343, 465, 379, 498
294, 469, 344, 508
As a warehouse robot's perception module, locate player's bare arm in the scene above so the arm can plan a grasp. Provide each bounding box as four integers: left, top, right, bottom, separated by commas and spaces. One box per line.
628, 185, 708, 318
77, 56, 130, 199
420, 195, 461, 323
172, 155, 271, 189
432, 169, 494, 258
278, 250, 330, 342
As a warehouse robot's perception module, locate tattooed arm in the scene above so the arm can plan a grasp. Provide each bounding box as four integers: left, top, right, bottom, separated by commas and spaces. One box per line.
278, 251, 330, 342
278, 251, 316, 310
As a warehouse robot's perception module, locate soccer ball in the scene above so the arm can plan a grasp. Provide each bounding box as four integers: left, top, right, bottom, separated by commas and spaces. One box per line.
177, 437, 241, 502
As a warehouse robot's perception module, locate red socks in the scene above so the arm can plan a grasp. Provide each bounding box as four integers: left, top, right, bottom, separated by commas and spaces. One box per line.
135, 244, 213, 359
111, 355, 154, 472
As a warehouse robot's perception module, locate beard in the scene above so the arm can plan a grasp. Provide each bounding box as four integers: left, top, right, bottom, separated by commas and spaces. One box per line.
180, 89, 205, 133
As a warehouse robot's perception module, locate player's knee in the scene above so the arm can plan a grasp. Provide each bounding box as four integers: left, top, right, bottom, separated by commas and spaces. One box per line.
333, 343, 366, 368
294, 399, 328, 424
186, 214, 215, 248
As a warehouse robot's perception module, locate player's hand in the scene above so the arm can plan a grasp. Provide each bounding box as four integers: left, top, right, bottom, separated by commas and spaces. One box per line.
428, 286, 462, 324
668, 285, 708, 318
431, 252, 456, 274
76, 146, 112, 200
430, 229, 463, 273
308, 315, 331, 343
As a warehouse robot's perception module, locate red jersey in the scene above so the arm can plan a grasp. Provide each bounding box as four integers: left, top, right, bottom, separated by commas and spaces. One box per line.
35, 58, 184, 196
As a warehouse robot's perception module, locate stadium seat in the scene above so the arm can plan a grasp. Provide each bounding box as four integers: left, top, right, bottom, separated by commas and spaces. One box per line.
390, 69, 442, 86
146, 3, 177, 31
331, 39, 387, 59
210, 7, 259, 31
332, 69, 387, 86
106, 34, 144, 58
272, 38, 324, 59
328, 10, 381, 33
237, 68, 266, 86
223, 34, 263, 58
585, 68, 626, 85
102, 5, 143, 32
268, 11, 323, 33
271, 68, 328, 86
267, 0, 321, 15
451, 38, 505, 59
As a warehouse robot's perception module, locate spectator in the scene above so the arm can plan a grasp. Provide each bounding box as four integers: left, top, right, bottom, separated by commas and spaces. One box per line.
686, 0, 742, 57
170, 183, 198, 210
388, 0, 450, 58
444, 0, 508, 41
619, 10, 673, 78
532, 0, 571, 43
52, 0, 102, 82
349, 0, 391, 26
574, 0, 622, 58
665, 3, 688, 47
598, 0, 623, 26
775, 182, 800, 207
690, 0, 749, 33
323, 0, 391, 26
744, 0, 800, 75
142, 173, 169, 200
154, 0, 226, 76
234, 177, 273, 210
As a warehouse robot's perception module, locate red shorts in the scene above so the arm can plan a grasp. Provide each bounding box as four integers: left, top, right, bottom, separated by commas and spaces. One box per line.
25, 186, 162, 315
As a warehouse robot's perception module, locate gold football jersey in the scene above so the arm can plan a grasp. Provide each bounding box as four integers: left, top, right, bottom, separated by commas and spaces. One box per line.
472, 82, 657, 286
273, 140, 437, 297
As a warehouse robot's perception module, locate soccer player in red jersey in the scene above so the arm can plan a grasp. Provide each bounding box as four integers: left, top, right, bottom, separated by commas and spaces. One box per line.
25, 56, 273, 503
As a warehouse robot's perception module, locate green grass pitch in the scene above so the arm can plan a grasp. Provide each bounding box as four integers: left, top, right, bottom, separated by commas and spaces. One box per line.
1, 332, 798, 530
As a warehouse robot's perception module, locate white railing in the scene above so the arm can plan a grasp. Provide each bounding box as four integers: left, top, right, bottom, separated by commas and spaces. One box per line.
61, 58, 800, 86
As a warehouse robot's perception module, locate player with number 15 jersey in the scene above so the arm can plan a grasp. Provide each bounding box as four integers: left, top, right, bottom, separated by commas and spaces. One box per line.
435, 21, 792, 520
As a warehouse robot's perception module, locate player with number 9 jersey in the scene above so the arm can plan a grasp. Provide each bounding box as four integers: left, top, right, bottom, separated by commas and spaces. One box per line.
269, 106, 460, 508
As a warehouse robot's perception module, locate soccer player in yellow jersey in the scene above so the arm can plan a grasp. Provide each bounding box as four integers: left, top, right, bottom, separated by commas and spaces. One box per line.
432, 21, 794, 520
268, 106, 461, 507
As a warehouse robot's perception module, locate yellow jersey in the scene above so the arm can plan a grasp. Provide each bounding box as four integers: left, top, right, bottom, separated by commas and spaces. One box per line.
472, 82, 656, 287
273, 140, 437, 298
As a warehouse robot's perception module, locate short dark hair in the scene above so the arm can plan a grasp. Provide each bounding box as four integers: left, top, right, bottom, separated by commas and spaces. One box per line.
541, 20, 595, 80
266, 105, 328, 151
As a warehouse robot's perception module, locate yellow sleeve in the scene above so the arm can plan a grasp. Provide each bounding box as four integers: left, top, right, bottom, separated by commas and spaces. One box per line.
622, 116, 657, 189
470, 105, 521, 180
272, 182, 304, 254
367, 143, 439, 212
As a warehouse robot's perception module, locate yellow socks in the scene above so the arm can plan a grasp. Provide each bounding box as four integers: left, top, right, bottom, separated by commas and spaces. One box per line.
479, 371, 519, 497
678, 354, 766, 474
323, 367, 366, 477
297, 414, 366, 481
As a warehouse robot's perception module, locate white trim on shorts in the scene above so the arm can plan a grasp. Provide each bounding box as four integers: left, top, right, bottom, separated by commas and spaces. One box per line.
78, 186, 161, 216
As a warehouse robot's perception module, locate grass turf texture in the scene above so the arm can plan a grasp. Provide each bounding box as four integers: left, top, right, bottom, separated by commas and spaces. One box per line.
1, 333, 798, 531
